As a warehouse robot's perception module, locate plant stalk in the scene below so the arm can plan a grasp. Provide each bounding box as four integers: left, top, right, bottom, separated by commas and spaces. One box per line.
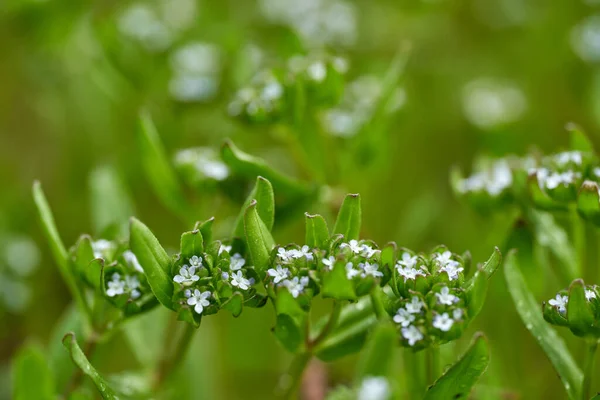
426, 346, 441, 385
153, 317, 196, 389
582, 339, 598, 400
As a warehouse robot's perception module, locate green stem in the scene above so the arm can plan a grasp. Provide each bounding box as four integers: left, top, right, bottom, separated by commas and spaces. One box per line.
370, 286, 387, 320
310, 301, 342, 346
426, 347, 441, 385
153, 318, 196, 389
571, 206, 585, 278
404, 349, 426, 398
277, 352, 312, 399
582, 339, 598, 400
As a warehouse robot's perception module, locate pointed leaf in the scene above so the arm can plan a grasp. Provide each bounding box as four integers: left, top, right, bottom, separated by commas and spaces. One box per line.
424, 333, 490, 400
322, 261, 357, 301
62, 333, 119, 400
567, 279, 598, 337
333, 194, 361, 240
465, 267, 487, 319
244, 200, 275, 275
527, 172, 567, 211
381, 242, 397, 269
138, 111, 190, 220
578, 180, 600, 226
504, 251, 582, 400
222, 292, 244, 317
73, 235, 100, 288
567, 122, 594, 152
180, 229, 204, 261
12, 344, 55, 400
196, 217, 215, 245
129, 218, 174, 310
315, 313, 378, 362
233, 176, 274, 239
274, 313, 302, 353
221, 139, 312, 198
305, 213, 330, 249
355, 322, 397, 380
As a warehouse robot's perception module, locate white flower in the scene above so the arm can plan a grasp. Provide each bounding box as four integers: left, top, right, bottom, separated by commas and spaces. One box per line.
435, 251, 453, 266
230, 253, 246, 271
453, 308, 464, 320
231, 271, 251, 290
340, 239, 362, 254
123, 250, 144, 273
307, 61, 327, 82
398, 252, 418, 268
124, 275, 141, 299
267, 265, 290, 284
283, 276, 309, 298
322, 256, 336, 270
435, 286, 458, 306
173, 265, 200, 286
358, 376, 390, 400
106, 273, 125, 297
393, 308, 415, 327
555, 151, 582, 166
189, 255, 203, 268
360, 262, 383, 278
218, 244, 232, 255
185, 289, 211, 314
221, 272, 229, 280
401, 325, 423, 346
277, 247, 295, 263
440, 261, 464, 281
549, 294, 569, 314
92, 239, 115, 259
293, 245, 314, 261
397, 266, 426, 282
585, 289, 597, 301
545, 171, 578, 190
433, 313, 454, 332
361, 244, 379, 259
346, 262, 361, 279
405, 296, 424, 314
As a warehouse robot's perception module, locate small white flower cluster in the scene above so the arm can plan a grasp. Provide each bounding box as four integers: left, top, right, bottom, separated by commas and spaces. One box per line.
339, 240, 379, 259
220, 253, 254, 291
174, 147, 229, 182
459, 160, 513, 196
228, 71, 285, 119
435, 251, 464, 281
345, 261, 383, 279
534, 168, 581, 191
173, 256, 202, 286
169, 42, 221, 102
92, 239, 116, 260
395, 252, 427, 282
268, 250, 310, 298
554, 151, 583, 166
106, 272, 141, 299
276, 246, 315, 263
358, 376, 391, 400
548, 294, 568, 314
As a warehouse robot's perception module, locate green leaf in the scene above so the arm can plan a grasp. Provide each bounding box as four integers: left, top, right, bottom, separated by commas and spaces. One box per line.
73, 235, 101, 288
567, 279, 598, 337
89, 165, 134, 239
233, 176, 275, 239
222, 292, 244, 317
504, 251, 582, 400
578, 181, 600, 226
62, 333, 119, 400
527, 173, 566, 211
33, 182, 90, 318
305, 213, 330, 249
48, 304, 82, 392
273, 313, 302, 353
479, 247, 502, 279
129, 218, 174, 310
355, 322, 397, 380
315, 313, 378, 362
138, 111, 190, 221
196, 217, 215, 245
12, 344, 55, 400
567, 122, 594, 152
333, 194, 361, 240
465, 267, 488, 320
322, 261, 357, 301
221, 139, 312, 198
423, 333, 490, 400
244, 200, 275, 275
381, 242, 397, 268
180, 230, 204, 261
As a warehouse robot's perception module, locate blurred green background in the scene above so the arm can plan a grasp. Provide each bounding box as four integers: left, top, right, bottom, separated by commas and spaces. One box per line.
2, 0, 600, 398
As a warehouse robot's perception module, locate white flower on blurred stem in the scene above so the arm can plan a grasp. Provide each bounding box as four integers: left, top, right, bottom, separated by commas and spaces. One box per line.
453, 308, 464, 320
393, 308, 415, 327
198, 160, 229, 181
307, 62, 327, 82
340, 239, 362, 254
462, 78, 527, 130
346, 262, 361, 279
406, 296, 424, 314
433, 313, 454, 332
267, 265, 290, 284
555, 151, 582, 166
398, 252, 418, 268
174, 147, 230, 181
460, 160, 513, 196
230, 253, 246, 271
322, 256, 336, 270
185, 289, 211, 314
5, 236, 40, 277
361, 244, 379, 259
118, 4, 173, 52
173, 265, 200, 286
169, 75, 219, 102
585, 289, 597, 301
571, 15, 600, 63
360, 262, 383, 278
440, 261, 464, 281
401, 325, 423, 346
219, 245, 232, 255
106, 273, 125, 297
283, 276, 309, 298
261, 81, 283, 101
358, 376, 391, 400
323, 110, 358, 138
231, 271, 251, 290
545, 171, 578, 190
92, 239, 115, 259
123, 250, 144, 273
124, 275, 141, 299
171, 42, 221, 75
549, 294, 568, 314
435, 286, 458, 306
292, 245, 314, 261
189, 255, 202, 269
